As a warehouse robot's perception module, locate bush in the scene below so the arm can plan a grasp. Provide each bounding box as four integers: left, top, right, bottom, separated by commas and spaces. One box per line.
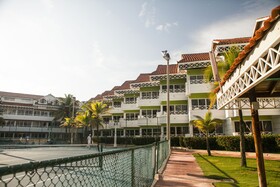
175, 135, 280, 153
216, 136, 240, 151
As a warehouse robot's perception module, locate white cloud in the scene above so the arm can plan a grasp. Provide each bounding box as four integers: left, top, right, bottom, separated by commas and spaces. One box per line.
138, 1, 156, 28
41, 0, 54, 9
189, 15, 257, 53
156, 22, 178, 32
91, 42, 105, 69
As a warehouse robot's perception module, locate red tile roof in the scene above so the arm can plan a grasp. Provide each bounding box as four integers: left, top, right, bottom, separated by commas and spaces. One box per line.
151, 64, 178, 75
133, 73, 151, 83
214, 6, 280, 93
212, 37, 250, 45
178, 53, 209, 63
92, 94, 103, 100
118, 80, 134, 90
0, 91, 43, 100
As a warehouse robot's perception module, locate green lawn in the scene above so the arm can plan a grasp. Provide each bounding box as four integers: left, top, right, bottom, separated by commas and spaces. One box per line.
194, 153, 280, 187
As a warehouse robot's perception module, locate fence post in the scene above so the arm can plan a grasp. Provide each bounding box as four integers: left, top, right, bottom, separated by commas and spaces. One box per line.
99, 155, 103, 170
131, 149, 135, 187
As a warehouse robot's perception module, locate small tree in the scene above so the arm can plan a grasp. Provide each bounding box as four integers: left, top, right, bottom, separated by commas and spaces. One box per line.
190, 112, 223, 156
82, 101, 108, 151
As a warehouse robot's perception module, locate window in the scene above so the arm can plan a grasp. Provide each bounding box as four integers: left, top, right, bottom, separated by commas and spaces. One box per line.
191, 99, 216, 110
162, 84, 185, 93
113, 101, 121, 108
163, 104, 187, 114
142, 109, 159, 118
189, 75, 206, 84
141, 92, 159, 99
235, 121, 273, 134
126, 113, 139, 120
125, 97, 136, 104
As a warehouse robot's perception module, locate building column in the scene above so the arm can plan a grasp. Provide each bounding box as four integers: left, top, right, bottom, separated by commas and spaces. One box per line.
139, 128, 142, 137
189, 124, 193, 137
161, 126, 164, 140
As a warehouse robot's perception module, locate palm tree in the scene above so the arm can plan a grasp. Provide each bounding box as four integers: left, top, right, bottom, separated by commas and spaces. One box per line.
82, 101, 108, 151
60, 117, 76, 144
75, 111, 92, 143
0, 117, 4, 126
190, 112, 223, 156
55, 94, 76, 143
205, 46, 247, 166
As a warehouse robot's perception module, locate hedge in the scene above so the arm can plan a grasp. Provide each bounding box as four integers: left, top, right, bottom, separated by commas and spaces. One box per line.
91, 135, 280, 153
176, 135, 280, 153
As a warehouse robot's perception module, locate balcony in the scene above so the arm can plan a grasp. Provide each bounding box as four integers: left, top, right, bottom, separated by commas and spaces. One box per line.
109, 106, 123, 114
122, 102, 138, 111
159, 91, 187, 101
157, 114, 189, 124
137, 97, 160, 107
138, 117, 159, 126
186, 82, 212, 95
3, 114, 54, 121
119, 118, 138, 128
189, 109, 225, 121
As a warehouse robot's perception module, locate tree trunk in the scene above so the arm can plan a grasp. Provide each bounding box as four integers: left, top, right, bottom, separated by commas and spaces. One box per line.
97, 123, 100, 152
206, 132, 211, 156
238, 109, 247, 167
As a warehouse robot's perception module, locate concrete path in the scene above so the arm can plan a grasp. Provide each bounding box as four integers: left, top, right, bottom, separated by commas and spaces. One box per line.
154, 150, 218, 187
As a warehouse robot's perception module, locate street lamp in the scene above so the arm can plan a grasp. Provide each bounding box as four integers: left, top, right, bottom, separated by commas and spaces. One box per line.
114, 120, 117, 147
162, 50, 170, 144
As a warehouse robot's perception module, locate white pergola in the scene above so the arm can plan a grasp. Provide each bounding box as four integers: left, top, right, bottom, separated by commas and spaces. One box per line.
216, 9, 280, 187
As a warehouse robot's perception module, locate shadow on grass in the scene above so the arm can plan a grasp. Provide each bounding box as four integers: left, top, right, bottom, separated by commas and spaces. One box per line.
196, 153, 237, 184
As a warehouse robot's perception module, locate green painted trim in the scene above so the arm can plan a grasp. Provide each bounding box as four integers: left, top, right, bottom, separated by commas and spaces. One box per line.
112, 113, 123, 116
113, 98, 123, 102
140, 86, 160, 91
160, 78, 186, 84
187, 69, 204, 75
124, 127, 140, 130
124, 93, 140, 97
140, 106, 161, 110
123, 110, 140, 113
189, 93, 210, 98
231, 115, 272, 121
139, 126, 161, 128
160, 123, 189, 126
161, 100, 188, 105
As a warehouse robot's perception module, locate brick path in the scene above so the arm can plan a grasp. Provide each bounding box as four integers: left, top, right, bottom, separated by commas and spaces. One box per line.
154, 150, 218, 187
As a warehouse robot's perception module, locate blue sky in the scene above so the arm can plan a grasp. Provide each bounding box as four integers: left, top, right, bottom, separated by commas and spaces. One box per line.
0, 0, 278, 101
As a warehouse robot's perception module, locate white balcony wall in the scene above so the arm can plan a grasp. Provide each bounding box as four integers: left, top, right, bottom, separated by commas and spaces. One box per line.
159, 92, 187, 101
138, 117, 159, 126
109, 107, 123, 114
187, 83, 212, 94
119, 118, 138, 128
227, 109, 280, 118
157, 114, 189, 124
189, 109, 225, 121
108, 121, 121, 129
0, 126, 66, 133
122, 103, 138, 111
3, 114, 54, 121
137, 98, 160, 107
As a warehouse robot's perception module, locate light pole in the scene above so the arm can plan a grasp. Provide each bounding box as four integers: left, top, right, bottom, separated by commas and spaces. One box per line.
114, 120, 117, 147
162, 50, 170, 145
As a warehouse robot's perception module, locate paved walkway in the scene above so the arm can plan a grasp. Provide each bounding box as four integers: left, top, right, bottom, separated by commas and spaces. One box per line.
153, 149, 280, 187
154, 150, 218, 187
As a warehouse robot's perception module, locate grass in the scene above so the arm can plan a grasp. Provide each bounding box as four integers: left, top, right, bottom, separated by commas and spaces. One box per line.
194, 153, 280, 187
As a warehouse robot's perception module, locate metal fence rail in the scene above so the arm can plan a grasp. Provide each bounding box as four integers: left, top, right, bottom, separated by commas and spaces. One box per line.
0, 141, 169, 187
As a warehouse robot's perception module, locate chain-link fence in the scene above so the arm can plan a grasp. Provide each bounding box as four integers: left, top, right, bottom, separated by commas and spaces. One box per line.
0, 141, 169, 187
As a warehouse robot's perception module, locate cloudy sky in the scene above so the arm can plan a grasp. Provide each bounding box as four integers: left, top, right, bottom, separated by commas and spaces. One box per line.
0, 0, 278, 101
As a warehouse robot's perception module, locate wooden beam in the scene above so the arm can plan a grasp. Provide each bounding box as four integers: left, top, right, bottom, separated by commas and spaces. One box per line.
249, 89, 267, 187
